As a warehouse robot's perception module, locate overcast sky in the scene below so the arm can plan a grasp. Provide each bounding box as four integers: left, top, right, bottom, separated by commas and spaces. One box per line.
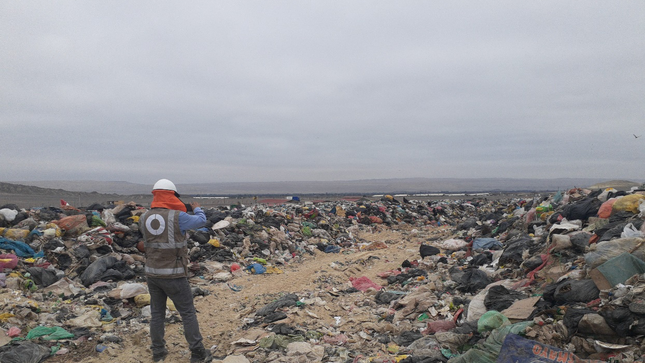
2, 1, 644, 185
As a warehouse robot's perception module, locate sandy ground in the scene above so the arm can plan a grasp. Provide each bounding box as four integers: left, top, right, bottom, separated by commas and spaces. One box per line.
43, 224, 453, 363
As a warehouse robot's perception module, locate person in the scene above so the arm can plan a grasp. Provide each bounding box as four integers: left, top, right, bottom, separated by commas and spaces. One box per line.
139, 179, 212, 362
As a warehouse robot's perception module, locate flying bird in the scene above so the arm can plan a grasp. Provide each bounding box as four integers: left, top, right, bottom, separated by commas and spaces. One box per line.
634, 134, 641, 138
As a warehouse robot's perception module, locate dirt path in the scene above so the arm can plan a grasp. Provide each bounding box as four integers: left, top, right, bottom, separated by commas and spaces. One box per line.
48, 224, 452, 363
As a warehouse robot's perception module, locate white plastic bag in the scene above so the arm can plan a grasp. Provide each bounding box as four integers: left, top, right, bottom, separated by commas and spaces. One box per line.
639, 199, 645, 218
0, 208, 18, 222
119, 283, 148, 299
439, 239, 468, 251
621, 223, 644, 238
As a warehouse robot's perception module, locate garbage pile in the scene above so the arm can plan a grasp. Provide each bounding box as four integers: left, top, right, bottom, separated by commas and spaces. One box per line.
1, 186, 645, 362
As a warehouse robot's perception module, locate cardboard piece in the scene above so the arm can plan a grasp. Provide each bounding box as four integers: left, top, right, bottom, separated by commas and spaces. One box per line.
0, 328, 11, 347
589, 268, 612, 291
589, 252, 645, 291
501, 296, 541, 320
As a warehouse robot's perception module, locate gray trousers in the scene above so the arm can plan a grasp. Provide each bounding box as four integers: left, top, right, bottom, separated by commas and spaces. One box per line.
147, 276, 205, 354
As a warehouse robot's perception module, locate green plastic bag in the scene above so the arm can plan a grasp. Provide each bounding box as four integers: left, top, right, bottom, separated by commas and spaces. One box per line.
449, 314, 533, 363
91, 215, 107, 227
477, 311, 510, 333
27, 326, 74, 340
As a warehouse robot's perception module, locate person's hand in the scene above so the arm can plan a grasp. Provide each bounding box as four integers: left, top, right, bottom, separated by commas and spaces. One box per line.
190, 201, 201, 210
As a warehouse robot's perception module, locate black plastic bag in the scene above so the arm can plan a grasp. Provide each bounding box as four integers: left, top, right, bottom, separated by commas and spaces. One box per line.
375, 290, 401, 305
600, 308, 634, 337
419, 244, 440, 259
458, 268, 491, 293
26, 266, 60, 287
499, 235, 533, 266
192, 230, 210, 245
470, 252, 492, 266
562, 197, 601, 221
569, 233, 591, 253
80, 256, 118, 287
394, 330, 423, 346
484, 285, 526, 312
256, 293, 299, 316
562, 308, 595, 336
0, 341, 51, 363
544, 279, 599, 304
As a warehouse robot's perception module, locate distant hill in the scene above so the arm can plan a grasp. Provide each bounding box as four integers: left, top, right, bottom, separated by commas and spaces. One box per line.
587, 180, 643, 191
0, 182, 117, 197
9, 177, 634, 196
0, 181, 133, 209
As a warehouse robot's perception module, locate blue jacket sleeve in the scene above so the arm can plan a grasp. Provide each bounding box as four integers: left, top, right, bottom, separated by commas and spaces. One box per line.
179, 207, 207, 234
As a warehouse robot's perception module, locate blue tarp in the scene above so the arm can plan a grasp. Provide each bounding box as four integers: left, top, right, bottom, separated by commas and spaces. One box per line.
0, 237, 44, 258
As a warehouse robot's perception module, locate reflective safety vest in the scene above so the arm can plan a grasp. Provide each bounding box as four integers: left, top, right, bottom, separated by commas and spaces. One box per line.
140, 208, 189, 278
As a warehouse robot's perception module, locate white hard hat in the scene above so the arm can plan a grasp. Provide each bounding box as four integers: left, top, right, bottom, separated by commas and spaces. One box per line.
152, 179, 177, 192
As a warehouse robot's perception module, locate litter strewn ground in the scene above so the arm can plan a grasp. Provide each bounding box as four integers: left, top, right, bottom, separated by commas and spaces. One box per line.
2, 186, 645, 362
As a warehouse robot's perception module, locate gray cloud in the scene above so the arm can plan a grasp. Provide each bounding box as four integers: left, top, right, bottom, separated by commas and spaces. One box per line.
1, 1, 644, 184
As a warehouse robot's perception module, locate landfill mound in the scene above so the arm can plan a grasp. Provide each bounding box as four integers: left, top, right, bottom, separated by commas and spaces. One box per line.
1, 186, 645, 362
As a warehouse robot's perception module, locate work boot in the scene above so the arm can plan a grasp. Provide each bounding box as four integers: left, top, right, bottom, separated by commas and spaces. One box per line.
190, 347, 213, 363
152, 349, 168, 362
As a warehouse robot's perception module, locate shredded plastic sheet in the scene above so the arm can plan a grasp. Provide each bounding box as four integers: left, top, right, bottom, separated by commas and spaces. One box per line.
497, 333, 605, 363
0, 238, 44, 258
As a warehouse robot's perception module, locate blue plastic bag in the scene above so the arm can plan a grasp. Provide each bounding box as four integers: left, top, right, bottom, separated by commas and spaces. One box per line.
473, 238, 503, 250
247, 263, 266, 274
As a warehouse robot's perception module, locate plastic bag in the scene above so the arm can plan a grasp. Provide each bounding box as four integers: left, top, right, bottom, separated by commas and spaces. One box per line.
0, 341, 51, 363
0, 208, 18, 222
246, 263, 266, 274
613, 194, 645, 214
101, 210, 117, 225
7, 327, 20, 337
458, 269, 492, 293
349, 276, 382, 291
543, 279, 599, 304
55, 215, 89, 236
478, 311, 510, 333
26, 326, 74, 340
597, 188, 617, 202
562, 197, 601, 221
4, 229, 29, 241
473, 238, 503, 250
550, 234, 572, 252
118, 283, 148, 299
525, 208, 536, 223
0, 254, 18, 270
535, 203, 553, 217
80, 256, 118, 287
597, 198, 617, 218
439, 239, 469, 251
448, 318, 534, 363
621, 223, 644, 238
585, 237, 645, 269
484, 285, 525, 312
